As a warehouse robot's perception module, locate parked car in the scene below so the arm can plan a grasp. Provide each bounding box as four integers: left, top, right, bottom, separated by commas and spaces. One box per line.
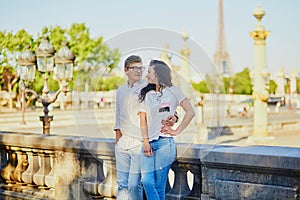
267, 96, 285, 106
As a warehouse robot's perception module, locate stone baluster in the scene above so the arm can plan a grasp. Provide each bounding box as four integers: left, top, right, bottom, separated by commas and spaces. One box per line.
184, 164, 201, 200
11, 147, 28, 184
0, 145, 8, 183
33, 149, 51, 187
83, 155, 105, 198
44, 150, 56, 189
166, 174, 172, 193
166, 161, 191, 199
1, 146, 17, 185
21, 148, 39, 186
98, 159, 118, 198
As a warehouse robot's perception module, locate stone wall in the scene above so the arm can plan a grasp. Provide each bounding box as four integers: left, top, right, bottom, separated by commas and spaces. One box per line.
0, 131, 299, 200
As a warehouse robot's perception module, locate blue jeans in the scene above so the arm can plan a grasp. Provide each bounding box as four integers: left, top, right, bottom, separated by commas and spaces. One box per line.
115, 143, 143, 200
141, 137, 176, 200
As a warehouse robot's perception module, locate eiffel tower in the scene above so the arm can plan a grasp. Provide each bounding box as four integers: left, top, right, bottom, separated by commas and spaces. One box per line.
213, 0, 231, 77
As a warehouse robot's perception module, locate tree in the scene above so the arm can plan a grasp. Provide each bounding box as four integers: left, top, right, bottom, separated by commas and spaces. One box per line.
268, 79, 277, 95
0, 29, 34, 110
0, 23, 120, 110
297, 77, 300, 94
233, 68, 252, 95
29, 23, 120, 92
192, 81, 209, 93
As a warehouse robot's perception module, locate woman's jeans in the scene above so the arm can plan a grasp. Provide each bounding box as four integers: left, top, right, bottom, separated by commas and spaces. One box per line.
141, 137, 176, 200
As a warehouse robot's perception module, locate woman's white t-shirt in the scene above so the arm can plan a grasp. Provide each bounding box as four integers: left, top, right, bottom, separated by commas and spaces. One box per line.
139, 86, 187, 141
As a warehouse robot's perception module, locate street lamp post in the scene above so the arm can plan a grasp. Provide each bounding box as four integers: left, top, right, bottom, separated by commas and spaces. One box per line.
248, 4, 274, 144
17, 37, 75, 134
17, 46, 36, 124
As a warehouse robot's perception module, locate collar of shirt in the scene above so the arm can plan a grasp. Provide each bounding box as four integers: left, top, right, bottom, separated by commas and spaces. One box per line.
127, 79, 146, 89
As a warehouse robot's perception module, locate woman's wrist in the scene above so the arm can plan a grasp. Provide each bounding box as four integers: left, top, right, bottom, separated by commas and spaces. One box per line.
143, 137, 150, 143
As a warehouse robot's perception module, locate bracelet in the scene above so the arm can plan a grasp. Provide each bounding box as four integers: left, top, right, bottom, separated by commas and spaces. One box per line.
143, 137, 149, 140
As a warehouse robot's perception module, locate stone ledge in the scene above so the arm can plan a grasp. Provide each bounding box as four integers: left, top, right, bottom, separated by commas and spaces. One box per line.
201, 145, 300, 171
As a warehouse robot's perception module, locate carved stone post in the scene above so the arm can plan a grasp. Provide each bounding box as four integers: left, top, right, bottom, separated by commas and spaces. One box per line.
166, 161, 191, 199
0, 145, 8, 183
21, 148, 39, 186
184, 164, 201, 200
1, 146, 17, 185
83, 155, 105, 198
33, 149, 51, 187
44, 150, 56, 189
12, 147, 28, 184
98, 159, 118, 198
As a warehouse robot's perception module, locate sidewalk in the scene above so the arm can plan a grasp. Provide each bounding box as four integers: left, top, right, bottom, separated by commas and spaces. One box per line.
1, 108, 300, 148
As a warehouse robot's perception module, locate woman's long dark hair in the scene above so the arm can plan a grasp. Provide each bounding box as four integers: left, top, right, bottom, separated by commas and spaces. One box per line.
139, 60, 173, 102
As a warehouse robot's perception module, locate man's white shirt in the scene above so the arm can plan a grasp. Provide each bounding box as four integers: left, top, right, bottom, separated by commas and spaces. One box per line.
114, 79, 147, 149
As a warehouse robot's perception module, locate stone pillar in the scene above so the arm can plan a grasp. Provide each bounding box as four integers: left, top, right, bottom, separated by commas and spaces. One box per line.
248, 4, 274, 144
179, 32, 191, 83
33, 149, 51, 187
21, 148, 39, 186
0, 146, 8, 183
166, 161, 191, 199
1, 146, 17, 184
98, 159, 118, 198
276, 68, 285, 96
178, 33, 192, 101
185, 164, 201, 200
83, 154, 105, 198
290, 70, 297, 95
160, 43, 172, 67
12, 147, 28, 184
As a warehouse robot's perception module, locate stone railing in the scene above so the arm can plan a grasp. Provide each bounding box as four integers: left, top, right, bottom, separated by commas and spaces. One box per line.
0, 131, 299, 200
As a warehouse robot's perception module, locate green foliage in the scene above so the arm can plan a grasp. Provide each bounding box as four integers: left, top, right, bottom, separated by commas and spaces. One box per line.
284, 82, 290, 94
192, 67, 253, 95
96, 76, 126, 91
222, 77, 231, 94
0, 22, 120, 97
268, 79, 277, 94
297, 77, 300, 93
191, 81, 209, 93
233, 67, 252, 94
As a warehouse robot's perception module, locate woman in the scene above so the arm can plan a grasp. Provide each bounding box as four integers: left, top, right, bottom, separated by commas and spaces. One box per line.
138, 60, 195, 200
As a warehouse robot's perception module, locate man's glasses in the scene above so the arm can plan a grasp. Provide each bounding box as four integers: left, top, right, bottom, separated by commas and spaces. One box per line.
127, 66, 145, 72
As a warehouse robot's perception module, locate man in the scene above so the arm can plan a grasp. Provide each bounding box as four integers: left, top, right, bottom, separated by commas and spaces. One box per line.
114, 55, 146, 199
114, 55, 176, 199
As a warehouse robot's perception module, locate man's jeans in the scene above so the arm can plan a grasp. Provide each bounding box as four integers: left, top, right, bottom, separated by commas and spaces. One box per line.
141, 137, 176, 200
115, 142, 143, 200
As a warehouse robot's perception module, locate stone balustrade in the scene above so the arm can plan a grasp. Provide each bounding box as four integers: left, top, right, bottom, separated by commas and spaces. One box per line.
0, 131, 299, 200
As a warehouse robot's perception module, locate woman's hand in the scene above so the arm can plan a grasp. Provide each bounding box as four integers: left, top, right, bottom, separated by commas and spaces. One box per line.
143, 141, 153, 157
161, 125, 178, 136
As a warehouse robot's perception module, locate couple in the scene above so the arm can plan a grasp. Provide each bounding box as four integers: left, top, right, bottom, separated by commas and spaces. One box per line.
114, 55, 195, 200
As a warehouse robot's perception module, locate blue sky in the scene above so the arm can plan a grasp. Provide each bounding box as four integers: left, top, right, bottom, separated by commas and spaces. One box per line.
1, 0, 299, 76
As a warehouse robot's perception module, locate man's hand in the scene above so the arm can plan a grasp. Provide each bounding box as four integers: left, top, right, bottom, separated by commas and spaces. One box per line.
115, 129, 122, 144
161, 115, 177, 127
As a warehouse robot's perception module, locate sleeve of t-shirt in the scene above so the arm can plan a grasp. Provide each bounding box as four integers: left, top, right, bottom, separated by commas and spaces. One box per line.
172, 86, 187, 105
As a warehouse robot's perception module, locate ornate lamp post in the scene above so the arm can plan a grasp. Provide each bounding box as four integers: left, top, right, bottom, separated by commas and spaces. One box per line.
18, 37, 75, 134
17, 46, 36, 124
248, 4, 274, 144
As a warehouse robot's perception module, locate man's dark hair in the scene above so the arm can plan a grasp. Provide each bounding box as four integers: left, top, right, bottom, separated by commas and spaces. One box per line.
124, 55, 142, 69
